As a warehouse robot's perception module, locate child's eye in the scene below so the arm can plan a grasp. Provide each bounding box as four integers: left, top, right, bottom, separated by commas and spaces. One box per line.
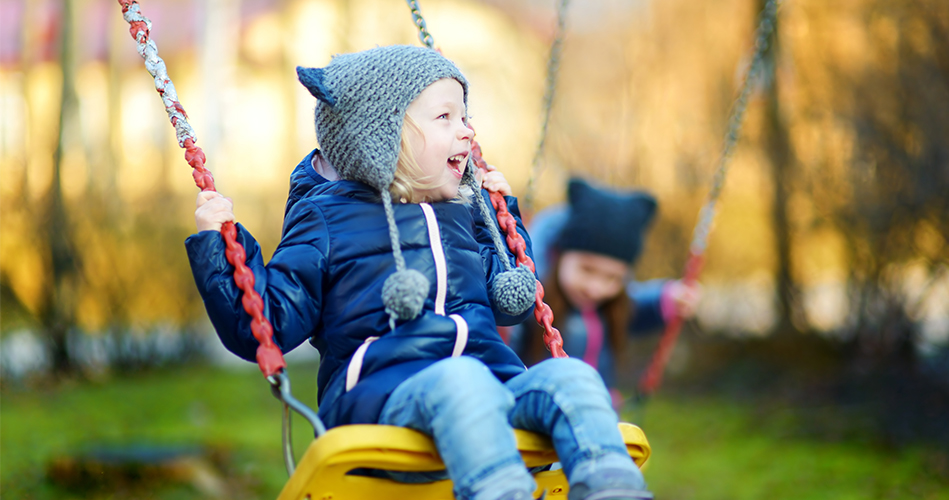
438, 113, 449, 120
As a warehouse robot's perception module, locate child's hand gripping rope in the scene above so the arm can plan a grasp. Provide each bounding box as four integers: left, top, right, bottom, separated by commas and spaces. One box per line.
195, 191, 235, 233
478, 164, 513, 197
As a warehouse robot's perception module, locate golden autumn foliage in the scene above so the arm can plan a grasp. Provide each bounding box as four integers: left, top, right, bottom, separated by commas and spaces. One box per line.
0, 0, 946, 369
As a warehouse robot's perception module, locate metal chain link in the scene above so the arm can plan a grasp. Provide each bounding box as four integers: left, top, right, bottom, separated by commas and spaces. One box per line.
406, 0, 436, 49
689, 0, 780, 256
524, 0, 571, 210
117, 0, 286, 378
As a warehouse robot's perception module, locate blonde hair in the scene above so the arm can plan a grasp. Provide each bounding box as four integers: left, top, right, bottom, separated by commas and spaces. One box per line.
390, 114, 471, 204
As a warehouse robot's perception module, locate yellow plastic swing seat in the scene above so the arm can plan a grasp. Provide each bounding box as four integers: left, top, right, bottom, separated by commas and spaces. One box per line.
277, 422, 650, 500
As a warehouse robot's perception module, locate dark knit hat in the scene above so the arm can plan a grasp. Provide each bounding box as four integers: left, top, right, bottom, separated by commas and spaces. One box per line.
558, 177, 658, 264
296, 45, 535, 328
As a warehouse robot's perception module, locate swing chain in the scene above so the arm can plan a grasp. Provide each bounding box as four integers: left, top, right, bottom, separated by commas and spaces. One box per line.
403, 0, 567, 357
690, 0, 780, 256
638, 0, 782, 398
524, 0, 571, 211
406, 0, 436, 49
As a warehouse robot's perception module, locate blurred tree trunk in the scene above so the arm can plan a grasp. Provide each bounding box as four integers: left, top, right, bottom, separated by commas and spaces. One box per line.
758, 0, 803, 333
42, 0, 82, 375
802, 0, 949, 365
103, 4, 124, 209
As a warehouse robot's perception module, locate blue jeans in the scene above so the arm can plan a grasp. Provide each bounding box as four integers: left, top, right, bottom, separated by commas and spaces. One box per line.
377, 356, 646, 500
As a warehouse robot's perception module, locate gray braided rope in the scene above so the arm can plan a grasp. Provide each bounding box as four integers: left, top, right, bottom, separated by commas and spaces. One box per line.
122, 2, 196, 148
689, 0, 780, 255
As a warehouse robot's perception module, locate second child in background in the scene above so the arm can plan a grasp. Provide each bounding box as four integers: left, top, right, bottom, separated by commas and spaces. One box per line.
508, 178, 701, 411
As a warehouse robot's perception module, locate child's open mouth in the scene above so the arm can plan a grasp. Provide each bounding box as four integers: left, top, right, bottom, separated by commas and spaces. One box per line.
447, 153, 467, 179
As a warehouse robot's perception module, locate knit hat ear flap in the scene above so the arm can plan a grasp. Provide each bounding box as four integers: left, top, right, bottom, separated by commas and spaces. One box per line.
465, 175, 536, 316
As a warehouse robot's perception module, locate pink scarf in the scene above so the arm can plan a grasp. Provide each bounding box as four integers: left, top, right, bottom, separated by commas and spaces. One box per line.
580, 308, 604, 369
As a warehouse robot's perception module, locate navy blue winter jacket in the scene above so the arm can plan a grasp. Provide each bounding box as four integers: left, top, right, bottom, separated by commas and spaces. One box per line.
186, 150, 534, 428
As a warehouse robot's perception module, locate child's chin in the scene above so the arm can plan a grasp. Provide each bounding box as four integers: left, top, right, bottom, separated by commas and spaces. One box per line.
445, 182, 462, 198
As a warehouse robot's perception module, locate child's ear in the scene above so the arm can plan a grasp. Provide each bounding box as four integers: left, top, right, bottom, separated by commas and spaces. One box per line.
296, 66, 336, 106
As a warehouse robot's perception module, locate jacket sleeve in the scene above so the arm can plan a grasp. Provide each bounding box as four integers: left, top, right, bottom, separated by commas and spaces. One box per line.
471, 190, 537, 326
627, 278, 669, 335
185, 201, 329, 362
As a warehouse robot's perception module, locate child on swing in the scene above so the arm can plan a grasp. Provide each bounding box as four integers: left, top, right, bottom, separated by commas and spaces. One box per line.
186, 45, 651, 500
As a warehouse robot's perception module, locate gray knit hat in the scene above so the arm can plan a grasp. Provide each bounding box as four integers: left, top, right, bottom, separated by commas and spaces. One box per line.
297, 45, 535, 328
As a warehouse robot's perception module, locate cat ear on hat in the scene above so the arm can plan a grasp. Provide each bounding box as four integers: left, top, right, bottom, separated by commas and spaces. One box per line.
630, 192, 658, 227
296, 66, 336, 106
568, 176, 657, 223
567, 177, 595, 206
561, 176, 660, 263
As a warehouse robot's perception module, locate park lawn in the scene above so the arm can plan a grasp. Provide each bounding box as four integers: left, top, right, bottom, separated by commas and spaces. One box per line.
628, 398, 949, 500
1, 363, 319, 499
2, 363, 947, 500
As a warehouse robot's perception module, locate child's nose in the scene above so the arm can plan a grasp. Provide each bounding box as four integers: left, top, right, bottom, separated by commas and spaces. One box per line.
458, 123, 473, 141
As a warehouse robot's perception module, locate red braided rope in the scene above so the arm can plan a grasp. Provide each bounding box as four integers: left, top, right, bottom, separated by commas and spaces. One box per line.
470, 142, 567, 358
637, 252, 703, 395
118, 0, 285, 378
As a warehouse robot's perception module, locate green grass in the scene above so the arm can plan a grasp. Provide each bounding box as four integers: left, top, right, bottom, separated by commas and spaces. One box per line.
1, 363, 320, 499
2, 364, 947, 499
628, 398, 949, 500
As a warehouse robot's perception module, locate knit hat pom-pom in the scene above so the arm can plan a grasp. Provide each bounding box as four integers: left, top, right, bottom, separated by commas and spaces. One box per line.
382, 269, 430, 321
492, 265, 537, 316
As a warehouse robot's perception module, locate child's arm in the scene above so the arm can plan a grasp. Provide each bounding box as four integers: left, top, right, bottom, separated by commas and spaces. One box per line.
627, 279, 701, 334
185, 196, 329, 362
